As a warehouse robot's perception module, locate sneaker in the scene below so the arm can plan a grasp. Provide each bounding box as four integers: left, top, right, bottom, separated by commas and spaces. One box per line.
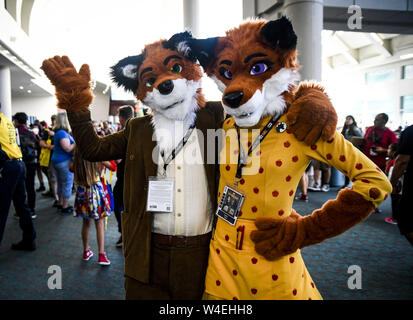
308, 184, 321, 191
116, 236, 122, 248
321, 184, 330, 192
98, 253, 111, 266
295, 194, 309, 202
36, 185, 46, 192
11, 240, 36, 251
374, 208, 382, 214
83, 249, 93, 261
385, 217, 397, 225
31, 211, 37, 219
61, 206, 73, 214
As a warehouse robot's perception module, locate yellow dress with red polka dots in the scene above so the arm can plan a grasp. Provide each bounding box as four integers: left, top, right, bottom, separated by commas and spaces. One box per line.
204, 114, 392, 300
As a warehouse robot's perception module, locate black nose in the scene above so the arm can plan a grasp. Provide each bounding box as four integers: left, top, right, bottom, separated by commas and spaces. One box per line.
158, 80, 174, 95
224, 91, 244, 108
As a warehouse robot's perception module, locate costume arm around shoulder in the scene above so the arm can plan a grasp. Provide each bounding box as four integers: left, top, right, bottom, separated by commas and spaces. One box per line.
67, 109, 128, 162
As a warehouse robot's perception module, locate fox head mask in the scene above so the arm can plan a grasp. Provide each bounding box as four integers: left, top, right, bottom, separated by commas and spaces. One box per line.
111, 31, 205, 121
189, 16, 300, 127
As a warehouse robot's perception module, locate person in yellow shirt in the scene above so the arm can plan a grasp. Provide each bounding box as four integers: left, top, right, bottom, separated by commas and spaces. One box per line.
0, 105, 36, 251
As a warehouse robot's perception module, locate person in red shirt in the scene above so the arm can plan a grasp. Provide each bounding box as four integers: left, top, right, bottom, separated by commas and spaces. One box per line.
364, 113, 398, 172
363, 113, 398, 213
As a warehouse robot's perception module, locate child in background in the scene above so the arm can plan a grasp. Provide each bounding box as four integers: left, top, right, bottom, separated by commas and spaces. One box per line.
73, 147, 112, 265
385, 143, 402, 225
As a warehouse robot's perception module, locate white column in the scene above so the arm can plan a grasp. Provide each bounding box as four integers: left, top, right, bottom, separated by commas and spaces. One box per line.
283, 0, 323, 81
183, 0, 200, 37
0, 66, 13, 119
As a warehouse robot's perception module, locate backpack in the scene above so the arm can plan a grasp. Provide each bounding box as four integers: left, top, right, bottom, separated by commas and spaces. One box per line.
19, 130, 38, 163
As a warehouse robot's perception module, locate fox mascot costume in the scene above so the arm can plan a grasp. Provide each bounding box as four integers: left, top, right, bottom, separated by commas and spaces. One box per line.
41, 21, 373, 300
186, 17, 392, 300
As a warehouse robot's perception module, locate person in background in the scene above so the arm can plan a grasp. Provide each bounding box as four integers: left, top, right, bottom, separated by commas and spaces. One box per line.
363, 113, 398, 213
390, 125, 413, 246
295, 161, 312, 202
341, 115, 363, 188
73, 147, 111, 265
51, 112, 75, 214
113, 105, 134, 248
102, 121, 114, 136
385, 143, 401, 225
13, 112, 39, 219
308, 160, 331, 192
0, 105, 36, 251
31, 121, 46, 193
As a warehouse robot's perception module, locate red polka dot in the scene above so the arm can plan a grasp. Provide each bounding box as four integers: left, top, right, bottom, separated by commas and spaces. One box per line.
233, 297, 238, 300
278, 210, 284, 216
276, 160, 283, 167
259, 167, 264, 174
343, 170, 348, 174
251, 288, 257, 295
289, 257, 295, 263
272, 190, 279, 197
253, 187, 259, 194
361, 179, 370, 184
216, 280, 221, 286
252, 206, 257, 213
233, 270, 238, 276
311, 282, 315, 288
216, 248, 220, 254
326, 154, 332, 160
311, 144, 317, 150
247, 141, 252, 147
327, 138, 334, 143
286, 175, 292, 182
251, 257, 258, 264
239, 210, 243, 217
309, 298, 312, 300
289, 190, 294, 197
239, 178, 245, 185
218, 192, 221, 197
339, 155, 346, 162
272, 274, 278, 281
376, 167, 382, 172
225, 235, 229, 241
286, 129, 292, 134
293, 289, 297, 296
292, 156, 299, 162
384, 194, 388, 200
356, 163, 363, 170
284, 141, 291, 148
225, 165, 231, 171
226, 119, 231, 125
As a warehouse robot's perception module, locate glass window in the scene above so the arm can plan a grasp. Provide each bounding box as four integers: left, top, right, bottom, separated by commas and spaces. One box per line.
401, 96, 413, 126
402, 65, 413, 79
365, 69, 395, 85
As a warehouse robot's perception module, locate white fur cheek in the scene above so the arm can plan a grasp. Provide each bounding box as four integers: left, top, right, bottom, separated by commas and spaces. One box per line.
211, 75, 227, 93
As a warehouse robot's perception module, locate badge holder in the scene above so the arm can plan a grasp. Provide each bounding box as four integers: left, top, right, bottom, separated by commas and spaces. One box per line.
215, 184, 246, 226
146, 176, 174, 213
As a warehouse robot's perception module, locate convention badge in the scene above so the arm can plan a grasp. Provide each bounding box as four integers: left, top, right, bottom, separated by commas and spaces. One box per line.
146, 176, 174, 213
215, 184, 245, 226
276, 122, 287, 133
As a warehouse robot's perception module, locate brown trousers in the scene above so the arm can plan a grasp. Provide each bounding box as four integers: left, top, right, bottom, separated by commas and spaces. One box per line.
125, 238, 210, 300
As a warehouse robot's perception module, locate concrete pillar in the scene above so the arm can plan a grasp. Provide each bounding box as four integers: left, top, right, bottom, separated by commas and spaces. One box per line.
0, 66, 13, 119
283, 0, 323, 81
183, 0, 200, 37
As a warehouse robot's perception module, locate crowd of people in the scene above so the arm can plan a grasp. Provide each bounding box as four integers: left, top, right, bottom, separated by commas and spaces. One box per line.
1, 105, 412, 264
0, 103, 135, 264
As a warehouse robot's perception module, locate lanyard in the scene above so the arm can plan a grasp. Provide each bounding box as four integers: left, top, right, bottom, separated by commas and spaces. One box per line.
160, 124, 196, 173
235, 114, 281, 181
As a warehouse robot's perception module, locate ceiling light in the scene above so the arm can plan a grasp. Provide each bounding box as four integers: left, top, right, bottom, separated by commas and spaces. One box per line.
400, 53, 413, 60
19, 86, 24, 90
27, 90, 32, 93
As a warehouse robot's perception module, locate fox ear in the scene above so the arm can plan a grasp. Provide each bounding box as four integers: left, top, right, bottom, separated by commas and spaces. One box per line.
260, 16, 297, 50
163, 31, 197, 62
110, 54, 145, 94
187, 37, 219, 71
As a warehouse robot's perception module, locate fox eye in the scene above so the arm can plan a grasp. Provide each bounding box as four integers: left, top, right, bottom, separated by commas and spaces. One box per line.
219, 67, 232, 80
171, 63, 182, 74
146, 78, 156, 87
250, 62, 269, 75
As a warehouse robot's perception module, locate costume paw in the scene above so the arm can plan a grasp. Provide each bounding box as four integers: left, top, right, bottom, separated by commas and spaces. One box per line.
41, 56, 93, 111
286, 82, 338, 146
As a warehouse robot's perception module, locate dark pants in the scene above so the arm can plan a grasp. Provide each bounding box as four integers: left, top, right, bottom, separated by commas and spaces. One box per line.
397, 181, 413, 235
125, 236, 210, 300
0, 160, 36, 244
113, 182, 124, 234
25, 162, 37, 212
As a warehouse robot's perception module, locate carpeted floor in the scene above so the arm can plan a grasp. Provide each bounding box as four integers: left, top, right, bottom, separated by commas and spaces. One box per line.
0, 179, 412, 300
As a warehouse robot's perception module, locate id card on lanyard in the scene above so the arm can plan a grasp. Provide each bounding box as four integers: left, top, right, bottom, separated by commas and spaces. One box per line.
215, 114, 283, 225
